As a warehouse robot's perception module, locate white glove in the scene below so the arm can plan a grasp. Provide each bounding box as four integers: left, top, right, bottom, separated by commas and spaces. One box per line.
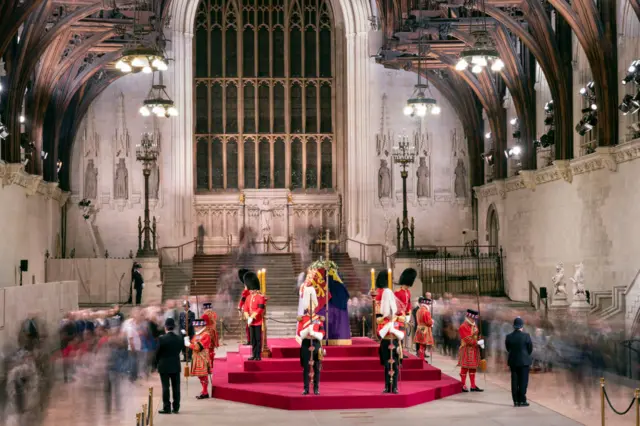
477, 339, 485, 348
183, 337, 191, 347
247, 317, 253, 326
405, 315, 411, 322
180, 329, 186, 335
311, 331, 323, 340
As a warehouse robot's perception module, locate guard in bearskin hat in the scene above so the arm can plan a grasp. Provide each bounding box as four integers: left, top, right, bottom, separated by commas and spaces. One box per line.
375, 270, 404, 394
296, 285, 325, 395
236, 268, 250, 345
458, 309, 484, 392
242, 272, 266, 361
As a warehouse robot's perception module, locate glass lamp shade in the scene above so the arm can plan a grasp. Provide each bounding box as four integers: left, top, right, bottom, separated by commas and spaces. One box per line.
403, 105, 414, 116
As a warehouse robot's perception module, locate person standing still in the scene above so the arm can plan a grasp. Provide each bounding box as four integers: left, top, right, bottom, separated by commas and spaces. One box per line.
156, 318, 183, 414
132, 263, 144, 305
179, 301, 195, 362
505, 316, 533, 407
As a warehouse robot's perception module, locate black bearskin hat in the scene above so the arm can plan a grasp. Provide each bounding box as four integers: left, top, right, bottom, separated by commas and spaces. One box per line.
398, 268, 417, 287
375, 270, 389, 289
244, 271, 261, 291
238, 268, 250, 283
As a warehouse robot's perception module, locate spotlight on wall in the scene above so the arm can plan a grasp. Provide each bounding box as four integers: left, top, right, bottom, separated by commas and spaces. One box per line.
534, 130, 555, 149
619, 93, 640, 115
21, 158, 29, 167
56, 159, 63, 173
485, 132, 491, 139
481, 149, 495, 166
544, 116, 554, 126
504, 145, 522, 159
544, 100, 554, 112
510, 118, 518, 126
19, 115, 25, 124
0, 82, 3, 92
0, 123, 8, 139
622, 60, 640, 85
575, 114, 597, 136
40, 151, 48, 160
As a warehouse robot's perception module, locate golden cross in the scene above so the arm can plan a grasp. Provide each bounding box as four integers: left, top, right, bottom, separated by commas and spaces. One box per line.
317, 229, 340, 261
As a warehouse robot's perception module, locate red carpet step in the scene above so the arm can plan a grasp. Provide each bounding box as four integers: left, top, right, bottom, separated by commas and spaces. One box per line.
211, 337, 462, 410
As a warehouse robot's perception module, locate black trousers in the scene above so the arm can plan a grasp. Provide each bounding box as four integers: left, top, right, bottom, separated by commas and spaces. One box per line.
135, 287, 142, 305
380, 338, 400, 391
300, 339, 321, 391
510, 366, 530, 404
250, 325, 262, 359
160, 372, 181, 412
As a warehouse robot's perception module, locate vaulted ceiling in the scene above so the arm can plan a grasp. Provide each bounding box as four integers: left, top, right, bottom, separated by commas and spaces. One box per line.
0, 0, 636, 191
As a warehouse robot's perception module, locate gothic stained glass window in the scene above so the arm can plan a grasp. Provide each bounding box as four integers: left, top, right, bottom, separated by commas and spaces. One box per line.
194, 0, 334, 191
258, 138, 270, 188
244, 138, 256, 188
196, 138, 209, 190
211, 138, 224, 188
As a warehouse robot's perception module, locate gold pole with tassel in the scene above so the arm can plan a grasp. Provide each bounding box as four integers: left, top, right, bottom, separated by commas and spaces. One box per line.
261, 268, 271, 358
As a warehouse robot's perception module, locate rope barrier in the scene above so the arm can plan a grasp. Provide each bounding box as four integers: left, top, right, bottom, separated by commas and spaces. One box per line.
266, 316, 298, 325
268, 237, 292, 251
603, 387, 636, 416
599, 378, 640, 426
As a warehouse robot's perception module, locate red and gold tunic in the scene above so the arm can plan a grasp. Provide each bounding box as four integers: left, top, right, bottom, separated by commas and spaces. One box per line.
458, 320, 480, 369
243, 291, 266, 326
188, 331, 211, 377
394, 288, 411, 316
414, 305, 434, 346
202, 309, 220, 365
296, 314, 325, 343
238, 288, 250, 310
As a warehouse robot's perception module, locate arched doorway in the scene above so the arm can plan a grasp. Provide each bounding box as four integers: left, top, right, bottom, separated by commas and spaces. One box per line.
486, 204, 499, 254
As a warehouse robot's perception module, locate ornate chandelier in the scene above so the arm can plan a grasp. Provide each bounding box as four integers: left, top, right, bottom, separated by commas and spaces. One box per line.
403, 84, 441, 117
139, 72, 177, 118
116, 46, 168, 74
114, 2, 168, 74
403, 26, 440, 117
455, 30, 504, 73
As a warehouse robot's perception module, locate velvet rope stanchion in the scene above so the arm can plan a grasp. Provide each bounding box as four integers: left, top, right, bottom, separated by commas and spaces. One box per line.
148, 387, 154, 426
600, 377, 639, 425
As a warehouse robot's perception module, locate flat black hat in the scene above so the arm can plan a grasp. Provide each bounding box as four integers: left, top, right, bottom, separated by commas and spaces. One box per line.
244, 271, 261, 291
375, 270, 389, 289
238, 268, 250, 283
398, 268, 417, 287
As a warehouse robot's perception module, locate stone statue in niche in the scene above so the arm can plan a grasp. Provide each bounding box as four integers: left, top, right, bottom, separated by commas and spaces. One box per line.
378, 159, 391, 198
84, 159, 98, 200
551, 262, 568, 301
570, 262, 587, 301
259, 199, 273, 236
454, 158, 467, 199
416, 156, 430, 198
114, 158, 128, 200
149, 162, 159, 199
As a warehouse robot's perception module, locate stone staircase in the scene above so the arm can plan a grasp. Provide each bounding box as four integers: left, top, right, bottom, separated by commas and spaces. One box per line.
161, 260, 193, 301
352, 259, 387, 291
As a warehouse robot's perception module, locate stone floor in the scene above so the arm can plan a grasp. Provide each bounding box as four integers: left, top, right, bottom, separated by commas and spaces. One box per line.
41, 341, 639, 426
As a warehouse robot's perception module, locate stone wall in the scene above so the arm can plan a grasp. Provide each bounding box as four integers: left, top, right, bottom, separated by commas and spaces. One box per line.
0, 164, 65, 287
0, 281, 78, 349
476, 139, 640, 302
67, 72, 175, 258
366, 64, 473, 250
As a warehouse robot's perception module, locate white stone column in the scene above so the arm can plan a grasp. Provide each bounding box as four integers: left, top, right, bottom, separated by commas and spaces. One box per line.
166, 24, 196, 246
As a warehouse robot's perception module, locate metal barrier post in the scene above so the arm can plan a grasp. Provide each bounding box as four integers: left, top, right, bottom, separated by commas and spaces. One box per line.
635, 388, 639, 426
601, 378, 605, 426
148, 387, 154, 426
141, 404, 146, 425
136, 413, 141, 426
220, 318, 225, 346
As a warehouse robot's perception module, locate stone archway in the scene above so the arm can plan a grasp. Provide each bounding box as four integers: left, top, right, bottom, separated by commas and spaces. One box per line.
486, 203, 499, 254
166, 0, 374, 246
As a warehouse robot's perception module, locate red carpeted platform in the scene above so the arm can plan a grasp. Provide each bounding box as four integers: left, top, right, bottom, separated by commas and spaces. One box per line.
210, 337, 461, 410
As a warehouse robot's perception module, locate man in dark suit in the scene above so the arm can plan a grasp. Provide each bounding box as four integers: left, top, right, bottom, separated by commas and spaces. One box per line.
132, 263, 144, 305
179, 301, 195, 362
156, 318, 183, 414
505, 316, 533, 407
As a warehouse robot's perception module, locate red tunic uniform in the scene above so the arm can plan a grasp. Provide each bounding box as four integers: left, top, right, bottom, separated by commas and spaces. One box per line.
202, 309, 220, 366
296, 314, 325, 341
414, 305, 434, 346
394, 288, 411, 316
458, 320, 480, 369
243, 291, 266, 326
238, 288, 250, 310
188, 331, 211, 377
